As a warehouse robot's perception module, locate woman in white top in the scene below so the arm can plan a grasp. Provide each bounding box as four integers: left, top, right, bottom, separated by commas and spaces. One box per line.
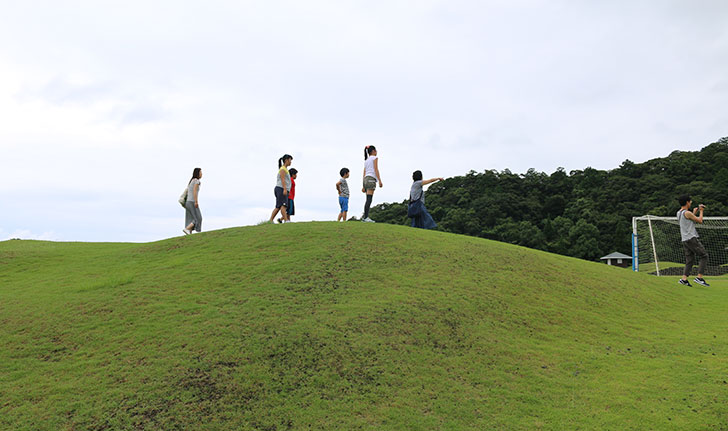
183, 168, 203, 235
361, 145, 382, 222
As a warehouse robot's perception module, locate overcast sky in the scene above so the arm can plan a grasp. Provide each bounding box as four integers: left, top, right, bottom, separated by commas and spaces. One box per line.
2, 0, 727, 242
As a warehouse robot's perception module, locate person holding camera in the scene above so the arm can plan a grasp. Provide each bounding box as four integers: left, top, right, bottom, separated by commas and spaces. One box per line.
677, 195, 709, 287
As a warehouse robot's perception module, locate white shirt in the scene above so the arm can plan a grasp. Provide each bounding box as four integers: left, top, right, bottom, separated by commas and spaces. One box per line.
187, 178, 201, 202
364, 155, 378, 180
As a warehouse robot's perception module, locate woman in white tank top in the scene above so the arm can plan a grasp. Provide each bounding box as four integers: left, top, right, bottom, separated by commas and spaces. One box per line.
361, 146, 383, 222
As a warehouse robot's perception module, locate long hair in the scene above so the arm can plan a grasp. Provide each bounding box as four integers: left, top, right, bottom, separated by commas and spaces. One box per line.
278, 154, 293, 168
189, 167, 202, 184
364, 145, 376, 160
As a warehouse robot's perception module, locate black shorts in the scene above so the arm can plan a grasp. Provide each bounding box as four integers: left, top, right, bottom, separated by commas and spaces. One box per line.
274, 187, 288, 209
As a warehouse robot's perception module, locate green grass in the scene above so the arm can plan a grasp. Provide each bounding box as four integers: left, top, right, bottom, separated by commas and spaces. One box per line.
1, 222, 727, 430
637, 260, 685, 274
639, 260, 728, 278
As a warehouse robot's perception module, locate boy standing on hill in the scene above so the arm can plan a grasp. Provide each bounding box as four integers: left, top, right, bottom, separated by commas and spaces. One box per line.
677, 194, 709, 287
279, 169, 297, 223
336, 168, 350, 222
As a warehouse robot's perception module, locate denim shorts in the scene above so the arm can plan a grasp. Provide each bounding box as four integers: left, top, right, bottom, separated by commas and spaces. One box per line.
339, 196, 349, 212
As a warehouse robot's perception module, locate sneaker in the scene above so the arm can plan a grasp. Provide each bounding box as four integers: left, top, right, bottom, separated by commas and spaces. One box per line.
362, 217, 375, 223
694, 277, 710, 287
277, 218, 283, 224
182, 229, 191, 235
678, 279, 691, 287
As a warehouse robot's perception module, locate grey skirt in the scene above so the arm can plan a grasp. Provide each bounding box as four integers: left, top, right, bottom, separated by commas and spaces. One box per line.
185, 200, 202, 232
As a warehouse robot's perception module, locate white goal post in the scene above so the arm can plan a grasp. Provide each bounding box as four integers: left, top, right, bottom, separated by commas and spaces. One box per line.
632, 215, 728, 276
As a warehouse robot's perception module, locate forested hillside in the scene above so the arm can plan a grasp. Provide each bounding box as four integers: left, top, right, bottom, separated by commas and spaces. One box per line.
370, 137, 728, 261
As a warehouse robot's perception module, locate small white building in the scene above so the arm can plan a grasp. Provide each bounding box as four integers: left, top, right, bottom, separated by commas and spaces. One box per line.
600, 252, 632, 268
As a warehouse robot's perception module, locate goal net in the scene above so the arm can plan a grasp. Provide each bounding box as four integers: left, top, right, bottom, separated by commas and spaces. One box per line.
632, 216, 728, 276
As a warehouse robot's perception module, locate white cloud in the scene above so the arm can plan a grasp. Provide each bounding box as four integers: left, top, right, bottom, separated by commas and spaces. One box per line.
1, 0, 727, 241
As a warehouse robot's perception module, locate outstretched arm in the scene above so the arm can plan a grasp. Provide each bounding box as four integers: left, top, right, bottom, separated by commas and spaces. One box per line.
422, 177, 444, 186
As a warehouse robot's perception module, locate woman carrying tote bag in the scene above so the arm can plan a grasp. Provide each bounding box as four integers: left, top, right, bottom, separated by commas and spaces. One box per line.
409, 170, 442, 230
183, 168, 203, 235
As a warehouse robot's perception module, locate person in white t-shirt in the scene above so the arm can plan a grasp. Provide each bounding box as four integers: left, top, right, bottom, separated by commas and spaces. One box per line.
183, 167, 203, 235
361, 145, 382, 222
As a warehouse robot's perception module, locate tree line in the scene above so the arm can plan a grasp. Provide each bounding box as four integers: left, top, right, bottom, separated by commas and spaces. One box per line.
370, 137, 728, 261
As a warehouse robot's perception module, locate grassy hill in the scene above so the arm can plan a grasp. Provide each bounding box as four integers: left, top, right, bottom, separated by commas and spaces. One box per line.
1, 222, 727, 430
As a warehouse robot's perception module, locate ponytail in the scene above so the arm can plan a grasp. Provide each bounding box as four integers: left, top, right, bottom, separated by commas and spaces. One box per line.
278, 154, 292, 168
364, 145, 376, 160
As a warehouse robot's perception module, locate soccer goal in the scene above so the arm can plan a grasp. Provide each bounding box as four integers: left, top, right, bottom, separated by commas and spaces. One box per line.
632, 215, 728, 276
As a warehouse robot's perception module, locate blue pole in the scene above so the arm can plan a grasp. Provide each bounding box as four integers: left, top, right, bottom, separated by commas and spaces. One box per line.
632, 233, 638, 271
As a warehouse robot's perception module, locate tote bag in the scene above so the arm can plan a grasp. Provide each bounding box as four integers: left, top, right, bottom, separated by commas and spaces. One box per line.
407, 198, 424, 218
178, 188, 188, 208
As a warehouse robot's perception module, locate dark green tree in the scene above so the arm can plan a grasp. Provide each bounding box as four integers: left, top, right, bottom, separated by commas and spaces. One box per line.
369, 137, 728, 262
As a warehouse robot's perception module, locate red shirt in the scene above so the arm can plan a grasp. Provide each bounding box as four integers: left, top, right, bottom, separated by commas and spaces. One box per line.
289, 178, 296, 200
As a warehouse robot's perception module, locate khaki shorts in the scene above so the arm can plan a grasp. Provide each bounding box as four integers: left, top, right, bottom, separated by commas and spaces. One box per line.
363, 176, 377, 190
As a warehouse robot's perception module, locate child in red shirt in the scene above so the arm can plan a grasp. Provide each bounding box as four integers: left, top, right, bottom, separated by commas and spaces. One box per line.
279, 168, 297, 223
